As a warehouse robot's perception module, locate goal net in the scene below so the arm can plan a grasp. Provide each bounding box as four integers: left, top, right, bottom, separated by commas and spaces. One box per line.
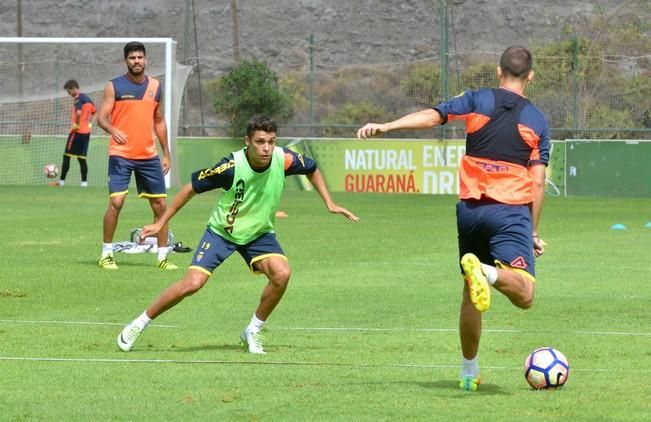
0, 37, 191, 187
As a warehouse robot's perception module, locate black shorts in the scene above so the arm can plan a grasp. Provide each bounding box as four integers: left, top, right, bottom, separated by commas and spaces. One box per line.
64, 132, 90, 159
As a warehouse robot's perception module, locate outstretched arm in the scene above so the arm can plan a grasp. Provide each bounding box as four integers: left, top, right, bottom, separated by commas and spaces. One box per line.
140, 183, 196, 238
307, 169, 359, 222
357, 108, 443, 139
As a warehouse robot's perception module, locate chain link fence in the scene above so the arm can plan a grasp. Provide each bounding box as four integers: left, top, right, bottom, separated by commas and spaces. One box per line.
183, 49, 650, 140
180, 2, 650, 140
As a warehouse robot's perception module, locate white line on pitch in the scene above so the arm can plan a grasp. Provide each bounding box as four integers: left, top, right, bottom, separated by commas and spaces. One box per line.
0, 356, 460, 369
303, 261, 435, 266
1, 320, 649, 337
0, 356, 647, 374
0, 319, 176, 328
274, 327, 651, 337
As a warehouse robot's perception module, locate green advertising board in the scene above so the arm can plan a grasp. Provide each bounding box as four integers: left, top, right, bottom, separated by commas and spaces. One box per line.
565, 140, 651, 197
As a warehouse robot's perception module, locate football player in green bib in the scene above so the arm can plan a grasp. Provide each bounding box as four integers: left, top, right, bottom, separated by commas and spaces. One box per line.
117, 114, 359, 354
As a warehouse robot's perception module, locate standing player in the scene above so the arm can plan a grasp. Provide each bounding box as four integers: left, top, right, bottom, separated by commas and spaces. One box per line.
357, 46, 549, 391
116, 114, 359, 354
59, 79, 96, 187
97, 41, 176, 270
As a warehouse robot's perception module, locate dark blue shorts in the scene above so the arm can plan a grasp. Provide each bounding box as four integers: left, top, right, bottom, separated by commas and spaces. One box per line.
189, 228, 286, 276
108, 155, 167, 198
64, 132, 90, 158
456, 199, 535, 278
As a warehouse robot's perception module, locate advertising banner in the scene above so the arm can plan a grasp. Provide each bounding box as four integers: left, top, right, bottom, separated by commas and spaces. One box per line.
306, 139, 465, 194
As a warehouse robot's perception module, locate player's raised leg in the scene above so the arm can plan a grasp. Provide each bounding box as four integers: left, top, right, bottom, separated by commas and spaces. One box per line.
491, 263, 535, 309
484, 205, 537, 309
461, 253, 491, 312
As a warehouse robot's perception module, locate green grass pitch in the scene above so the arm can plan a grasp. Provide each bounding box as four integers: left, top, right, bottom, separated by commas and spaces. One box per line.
1, 185, 650, 420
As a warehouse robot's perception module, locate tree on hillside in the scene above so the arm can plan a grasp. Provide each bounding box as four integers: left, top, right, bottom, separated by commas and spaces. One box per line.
209, 59, 293, 137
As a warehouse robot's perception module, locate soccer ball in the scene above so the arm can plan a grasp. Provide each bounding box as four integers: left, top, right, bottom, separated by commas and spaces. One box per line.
524, 347, 570, 390
43, 163, 58, 178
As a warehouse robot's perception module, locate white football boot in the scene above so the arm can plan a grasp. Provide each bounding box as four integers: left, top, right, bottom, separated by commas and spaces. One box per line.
240, 329, 266, 354
117, 323, 143, 352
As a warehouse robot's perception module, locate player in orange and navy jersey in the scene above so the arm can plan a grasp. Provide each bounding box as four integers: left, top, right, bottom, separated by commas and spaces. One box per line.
58, 79, 96, 187
357, 46, 550, 392
97, 41, 176, 271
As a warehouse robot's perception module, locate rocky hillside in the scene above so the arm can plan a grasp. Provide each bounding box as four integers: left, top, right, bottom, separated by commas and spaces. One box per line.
1, 0, 647, 135
2, 0, 639, 77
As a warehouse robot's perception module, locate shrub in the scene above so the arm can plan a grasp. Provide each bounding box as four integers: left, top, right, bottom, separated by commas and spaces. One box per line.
209, 60, 294, 137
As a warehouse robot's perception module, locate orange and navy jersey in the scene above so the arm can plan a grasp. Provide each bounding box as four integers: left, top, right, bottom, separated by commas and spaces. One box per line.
109, 75, 162, 160
71, 93, 96, 134
434, 88, 550, 204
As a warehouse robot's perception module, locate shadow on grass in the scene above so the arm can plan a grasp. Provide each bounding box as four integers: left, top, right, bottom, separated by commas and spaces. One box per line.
164, 343, 244, 353
85, 259, 174, 269
418, 380, 510, 396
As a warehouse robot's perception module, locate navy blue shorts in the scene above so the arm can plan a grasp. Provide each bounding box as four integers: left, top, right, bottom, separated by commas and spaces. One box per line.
456, 199, 535, 278
189, 228, 286, 276
108, 155, 167, 198
64, 132, 90, 158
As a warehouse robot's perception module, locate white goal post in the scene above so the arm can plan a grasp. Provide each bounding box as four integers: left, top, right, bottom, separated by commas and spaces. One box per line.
0, 37, 191, 187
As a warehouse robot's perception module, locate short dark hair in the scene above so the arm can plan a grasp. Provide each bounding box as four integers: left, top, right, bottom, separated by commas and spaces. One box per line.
63, 79, 79, 90
124, 41, 146, 59
499, 46, 533, 79
246, 114, 278, 138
